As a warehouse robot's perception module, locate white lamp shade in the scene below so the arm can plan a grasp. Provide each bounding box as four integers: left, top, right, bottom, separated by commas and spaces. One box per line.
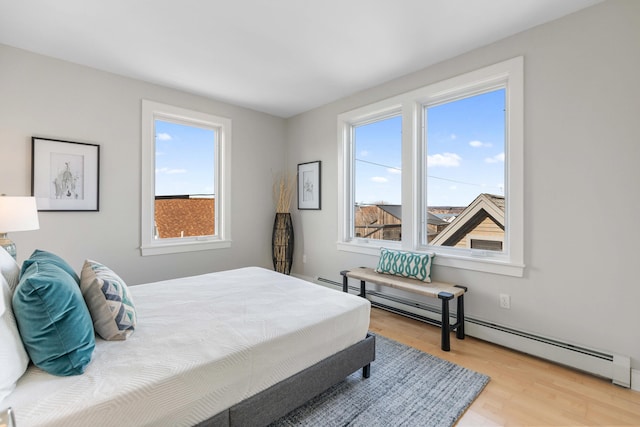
0, 197, 40, 232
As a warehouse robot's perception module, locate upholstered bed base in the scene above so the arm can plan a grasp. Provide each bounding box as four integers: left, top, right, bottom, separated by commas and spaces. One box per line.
197, 333, 376, 427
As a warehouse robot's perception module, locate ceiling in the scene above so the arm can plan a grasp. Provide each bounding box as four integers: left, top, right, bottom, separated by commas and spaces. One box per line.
0, 0, 602, 118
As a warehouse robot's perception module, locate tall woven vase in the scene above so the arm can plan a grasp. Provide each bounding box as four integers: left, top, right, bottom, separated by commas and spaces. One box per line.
272, 213, 294, 275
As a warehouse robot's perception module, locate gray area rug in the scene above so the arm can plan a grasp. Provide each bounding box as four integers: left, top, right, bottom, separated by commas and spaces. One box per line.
269, 335, 490, 427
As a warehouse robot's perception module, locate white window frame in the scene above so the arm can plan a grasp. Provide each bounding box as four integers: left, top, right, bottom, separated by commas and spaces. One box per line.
141, 100, 232, 256
338, 104, 405, 250
338, 57, 524, 277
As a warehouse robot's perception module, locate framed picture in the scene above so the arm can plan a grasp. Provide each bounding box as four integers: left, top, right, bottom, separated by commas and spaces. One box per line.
31, 137, 100, 211
297, 161, 321, 210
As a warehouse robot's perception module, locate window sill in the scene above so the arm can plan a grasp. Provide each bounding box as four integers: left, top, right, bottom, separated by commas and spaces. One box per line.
141, 238, 231, 256
337, 241, 524, 277
431, 253, 524, 277
337, 240, 401, 257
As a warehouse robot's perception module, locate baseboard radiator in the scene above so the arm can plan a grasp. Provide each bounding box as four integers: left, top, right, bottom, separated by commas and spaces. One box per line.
316, 276, 631, 388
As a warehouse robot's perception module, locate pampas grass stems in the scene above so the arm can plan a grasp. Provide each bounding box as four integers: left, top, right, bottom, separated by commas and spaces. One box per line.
274, 173, 295, 213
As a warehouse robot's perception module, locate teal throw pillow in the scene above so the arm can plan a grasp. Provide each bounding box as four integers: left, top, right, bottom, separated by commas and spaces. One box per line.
21, 249, 80, 284
13, 261, 95, 376
375, 248, 435, 282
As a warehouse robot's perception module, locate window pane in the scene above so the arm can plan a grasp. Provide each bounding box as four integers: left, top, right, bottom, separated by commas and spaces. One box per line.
426, 89, 505, 251
154, 119, 216, 239
353, 115, 402, 241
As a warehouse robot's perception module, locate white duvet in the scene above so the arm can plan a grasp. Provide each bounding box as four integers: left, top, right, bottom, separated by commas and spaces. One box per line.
2, 267, 371, 426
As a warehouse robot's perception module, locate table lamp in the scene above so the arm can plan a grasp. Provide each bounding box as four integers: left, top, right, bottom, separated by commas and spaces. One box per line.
0, 196, 40, 259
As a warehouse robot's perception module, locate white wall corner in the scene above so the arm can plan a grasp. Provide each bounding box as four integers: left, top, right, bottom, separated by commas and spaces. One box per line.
612, 355, 631, 388
632, 369, 640, 392
291, 273, 316, 284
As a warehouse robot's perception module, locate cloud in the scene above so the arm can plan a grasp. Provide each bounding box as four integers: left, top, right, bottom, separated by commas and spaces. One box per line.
156, 133, 172, 141
371, 176, 388, 183
156, 167, 187, 174
485, 152, 505, 163
427, 152, 462, 167
387, 167, 402, 174
450, 134, 457, 140
469, 140, 492, 148
359, 150, 369, 157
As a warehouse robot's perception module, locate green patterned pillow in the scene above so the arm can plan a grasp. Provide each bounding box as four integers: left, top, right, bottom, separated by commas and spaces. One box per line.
375, 248, 435, 282
80, 260, 137, 341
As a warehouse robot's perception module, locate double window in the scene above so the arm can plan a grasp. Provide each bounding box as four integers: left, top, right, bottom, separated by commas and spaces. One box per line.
141, 100, 231, 255
338, 57, 523, 276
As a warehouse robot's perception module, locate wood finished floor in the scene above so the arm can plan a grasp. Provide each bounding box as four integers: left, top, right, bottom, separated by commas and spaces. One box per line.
368, 307, 640, 426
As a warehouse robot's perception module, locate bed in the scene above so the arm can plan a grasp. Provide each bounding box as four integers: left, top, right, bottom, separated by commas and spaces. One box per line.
1, 260, 374, 427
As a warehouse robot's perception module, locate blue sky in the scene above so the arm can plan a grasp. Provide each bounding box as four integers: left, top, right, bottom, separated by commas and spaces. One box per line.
154, 120, 216, 196
355, 88, 505, 207
354, 116, 403, 204
154, 89, 504, 205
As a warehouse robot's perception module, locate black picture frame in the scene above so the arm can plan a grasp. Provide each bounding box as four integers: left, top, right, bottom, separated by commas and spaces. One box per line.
31, 137, 100, 211
297, 161, 321, 210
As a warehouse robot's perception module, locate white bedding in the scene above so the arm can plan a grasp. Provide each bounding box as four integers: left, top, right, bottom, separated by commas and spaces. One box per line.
2, 267, 371, 427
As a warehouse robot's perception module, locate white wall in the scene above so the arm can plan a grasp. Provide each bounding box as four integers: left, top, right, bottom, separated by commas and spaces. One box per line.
0, 44, 286, 284
1, 0, 638, 372
286, 0, 640, 369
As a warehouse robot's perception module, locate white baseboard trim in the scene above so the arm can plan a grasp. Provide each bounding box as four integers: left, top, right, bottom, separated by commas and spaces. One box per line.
315, 275, 632, 388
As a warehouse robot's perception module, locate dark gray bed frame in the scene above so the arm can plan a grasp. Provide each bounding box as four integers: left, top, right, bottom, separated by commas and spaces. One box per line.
195, 333, 376, 427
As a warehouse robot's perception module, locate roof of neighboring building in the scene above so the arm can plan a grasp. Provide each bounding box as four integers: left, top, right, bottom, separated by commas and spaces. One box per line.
366, 204, 450, 226
377, 205, 401, 220
430, 193, 505, 247
427, 212, 449, 226
154, 197, 215, 238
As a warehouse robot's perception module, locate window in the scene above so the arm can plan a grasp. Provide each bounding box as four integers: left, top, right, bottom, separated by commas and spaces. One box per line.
353, 114, 402, 241
423, 89, 507, 258
338, 57, 523, 276
141, 100, 231, 256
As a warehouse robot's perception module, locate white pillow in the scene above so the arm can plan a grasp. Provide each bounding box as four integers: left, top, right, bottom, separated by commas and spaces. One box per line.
0, 247, 20, 292
0, 274, 30, 401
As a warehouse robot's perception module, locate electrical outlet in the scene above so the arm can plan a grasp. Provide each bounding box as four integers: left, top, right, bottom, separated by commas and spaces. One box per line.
499, 293, 511, 309
302, 254, 307, 264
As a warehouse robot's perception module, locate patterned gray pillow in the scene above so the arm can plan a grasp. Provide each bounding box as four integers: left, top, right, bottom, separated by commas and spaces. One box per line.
80, 259, 137, 341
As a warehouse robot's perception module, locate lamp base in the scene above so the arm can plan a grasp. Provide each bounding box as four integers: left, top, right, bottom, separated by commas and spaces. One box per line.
0, 233, 17, 259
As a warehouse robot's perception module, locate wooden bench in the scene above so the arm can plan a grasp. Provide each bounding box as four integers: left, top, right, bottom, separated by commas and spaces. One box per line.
340, 267, 467, 351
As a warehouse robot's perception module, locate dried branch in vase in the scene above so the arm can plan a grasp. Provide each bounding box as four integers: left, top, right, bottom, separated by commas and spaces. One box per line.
273, 172, 295, 213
